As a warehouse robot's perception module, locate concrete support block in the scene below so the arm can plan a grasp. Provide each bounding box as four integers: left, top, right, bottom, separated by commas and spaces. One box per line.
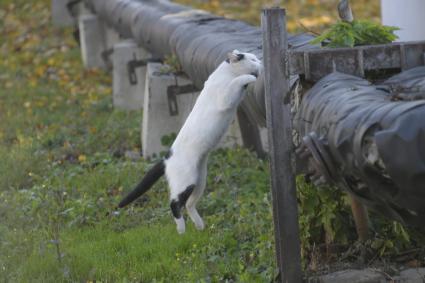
142, 63, 243, 158
52, 0, 90, 26
102, 27, 121, 69
112, 40, 150, 110
104, 26, 121, 50
217, 118, 243, 149
259, 126, 269, 153
78, 14, 107, 70
74, 2, 91, 21
142, 63, 198, 158
52, 0, 74, 27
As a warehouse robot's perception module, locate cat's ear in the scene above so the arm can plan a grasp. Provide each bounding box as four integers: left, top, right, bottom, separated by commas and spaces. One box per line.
226, 50, 244, 63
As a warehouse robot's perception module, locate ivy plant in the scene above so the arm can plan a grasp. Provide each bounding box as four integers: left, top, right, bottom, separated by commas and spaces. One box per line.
311, 20, 399, 48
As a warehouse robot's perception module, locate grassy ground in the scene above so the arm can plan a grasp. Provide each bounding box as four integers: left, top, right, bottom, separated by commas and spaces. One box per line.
0, 0, 424, 282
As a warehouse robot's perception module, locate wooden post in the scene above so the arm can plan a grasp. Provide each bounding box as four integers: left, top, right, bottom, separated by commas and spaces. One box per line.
262, 8, 302, 283
338, 0, 353, 22
237, 108, 266, 159
350, 196, 370, 241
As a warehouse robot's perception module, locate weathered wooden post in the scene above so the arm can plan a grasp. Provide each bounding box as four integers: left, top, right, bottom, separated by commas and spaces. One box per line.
262, 8, 302, 283
338, 0, 370, 243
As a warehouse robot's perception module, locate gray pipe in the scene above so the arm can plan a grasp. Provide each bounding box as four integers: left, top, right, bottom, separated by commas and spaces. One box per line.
84, 0, 317, 127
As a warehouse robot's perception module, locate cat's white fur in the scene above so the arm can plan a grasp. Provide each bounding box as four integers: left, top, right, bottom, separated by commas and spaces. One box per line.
165, 50, 262, 233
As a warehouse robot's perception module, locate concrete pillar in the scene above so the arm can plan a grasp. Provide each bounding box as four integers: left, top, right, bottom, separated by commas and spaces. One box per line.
142, 63, 243, 158
52, 0, 90, 26
217, 118, 244, 149
112, 40, 150, 110
52, 0, 74, 27
104, 26, 121, 50
259, 126, 269, 153
381, 0, 425, 41
101, 26, 121, 69
78, 14, 108, 69
142, 63, 199, 158
74, 2, 91, 20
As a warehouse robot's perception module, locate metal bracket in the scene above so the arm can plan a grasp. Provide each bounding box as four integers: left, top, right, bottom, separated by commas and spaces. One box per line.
101, 48, 114, 65
300, 132, 337, 186
167, 84, 198, 116
127, 58, 148, 85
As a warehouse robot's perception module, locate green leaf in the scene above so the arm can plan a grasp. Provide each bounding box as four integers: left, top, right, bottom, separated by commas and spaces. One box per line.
310, 20, 399, 48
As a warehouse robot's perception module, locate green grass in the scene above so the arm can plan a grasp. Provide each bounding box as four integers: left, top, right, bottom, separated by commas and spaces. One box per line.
1, 1, 424, 282
15, 224, 213, 282
0, 3, 276, 281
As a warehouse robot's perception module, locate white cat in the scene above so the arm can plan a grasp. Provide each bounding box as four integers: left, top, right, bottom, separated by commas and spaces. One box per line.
119, 50, 262, 234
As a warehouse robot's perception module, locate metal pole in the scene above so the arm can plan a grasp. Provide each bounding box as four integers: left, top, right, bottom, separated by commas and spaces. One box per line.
262, 8, 302, 283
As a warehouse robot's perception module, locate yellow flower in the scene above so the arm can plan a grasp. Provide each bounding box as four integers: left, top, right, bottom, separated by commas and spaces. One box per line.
78, 155, 87, 162
35, 66, 45, 77
47, 58, 55, 66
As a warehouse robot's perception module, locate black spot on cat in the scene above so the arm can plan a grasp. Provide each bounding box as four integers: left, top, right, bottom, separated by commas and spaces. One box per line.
179, 185, 195, 206
170, 199, 180, 218
236, 53, 244, 61
170, 185, 195, 218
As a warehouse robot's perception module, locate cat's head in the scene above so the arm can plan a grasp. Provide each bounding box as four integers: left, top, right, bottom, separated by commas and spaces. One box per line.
226, 50, 262, 77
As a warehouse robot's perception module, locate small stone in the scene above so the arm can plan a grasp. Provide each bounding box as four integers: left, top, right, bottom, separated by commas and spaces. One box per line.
314, 269, 386, 283
125, 150, 141, 161
398, 268, 425, 283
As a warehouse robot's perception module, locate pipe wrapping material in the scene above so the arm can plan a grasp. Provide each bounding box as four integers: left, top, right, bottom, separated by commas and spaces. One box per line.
84, 0, 317, 126
295, 67, 425, 226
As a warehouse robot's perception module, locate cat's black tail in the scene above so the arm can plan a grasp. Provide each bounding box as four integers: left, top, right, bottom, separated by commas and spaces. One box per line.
118, 160, 165, 208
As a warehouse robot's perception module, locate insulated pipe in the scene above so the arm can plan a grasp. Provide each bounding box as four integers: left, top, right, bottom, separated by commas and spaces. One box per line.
295, 67, 425, 226
83, 0, 317, 128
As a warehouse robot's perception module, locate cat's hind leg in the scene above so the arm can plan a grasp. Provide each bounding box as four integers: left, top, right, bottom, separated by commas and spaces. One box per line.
186, 158, 207, 230
166, 155, 200, 233
170, 184, 195, 234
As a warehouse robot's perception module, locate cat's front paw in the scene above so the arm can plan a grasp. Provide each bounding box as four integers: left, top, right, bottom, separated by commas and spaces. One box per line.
240, 74, 257, 89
